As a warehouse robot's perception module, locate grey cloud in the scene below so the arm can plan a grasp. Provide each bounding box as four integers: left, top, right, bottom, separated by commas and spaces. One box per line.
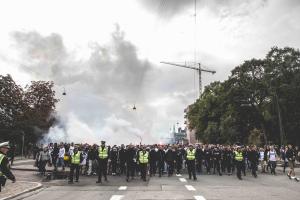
138, 0, 269, 19
11, 26, 192, 144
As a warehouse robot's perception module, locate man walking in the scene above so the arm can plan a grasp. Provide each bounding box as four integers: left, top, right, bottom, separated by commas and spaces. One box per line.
0, 142, 16, 192
96, 141, 109, 183
69, 146, 83, 183
186, 144, 197, 180
138, 146, 149, 181
234, 146, 244, 180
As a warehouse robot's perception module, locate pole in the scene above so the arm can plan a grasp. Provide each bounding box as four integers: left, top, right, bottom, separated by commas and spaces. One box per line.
275, 90, 285, 145
198, 63, 202, 97
21, 132, 25, 159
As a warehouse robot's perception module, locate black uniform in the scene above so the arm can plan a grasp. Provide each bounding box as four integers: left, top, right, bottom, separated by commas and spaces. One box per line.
247, 149, 259, 177
149, 148, 157, 176
97, 146, 109, 183
175, 148, 184, 174
0, 153, 16, 192
196, 147, 204, 173
118, 147, 126, 175
212, 148, 222, 176
125, 146, 136, 181
157, 148, 165, 177
110, 147, 118, 175
69, 151, 83, 183
165, 148, 176, 176
204, 148, 212, 174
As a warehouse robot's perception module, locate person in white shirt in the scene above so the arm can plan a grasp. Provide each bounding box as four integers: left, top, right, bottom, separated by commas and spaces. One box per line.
267, 146, 278, 175
259, 148, 266, 173
56, 143, 65, 171
69, 143, 75, 156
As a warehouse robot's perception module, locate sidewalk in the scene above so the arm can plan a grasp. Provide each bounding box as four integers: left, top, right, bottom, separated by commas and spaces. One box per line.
0, 181, 42, 200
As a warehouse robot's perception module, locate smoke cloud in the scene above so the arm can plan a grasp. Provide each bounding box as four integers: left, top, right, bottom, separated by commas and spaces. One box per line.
12, 25, 194, 145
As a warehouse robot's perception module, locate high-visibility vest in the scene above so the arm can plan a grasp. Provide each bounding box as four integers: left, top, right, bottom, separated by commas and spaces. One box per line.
139, 151, 149, 164
235, 151, 243, 161
0, 153, 5, 176
98, 147, 108, 159
71, 151, 81, 164
186, 149, 196, 160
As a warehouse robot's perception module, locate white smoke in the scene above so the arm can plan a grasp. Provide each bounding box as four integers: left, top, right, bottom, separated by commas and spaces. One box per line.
11, 25, 192, 145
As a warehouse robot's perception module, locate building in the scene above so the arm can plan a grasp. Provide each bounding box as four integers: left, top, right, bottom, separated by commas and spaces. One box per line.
184, 106, 198, 144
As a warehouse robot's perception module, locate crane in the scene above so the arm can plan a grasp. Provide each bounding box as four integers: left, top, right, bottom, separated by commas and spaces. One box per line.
160, 61, 216, 98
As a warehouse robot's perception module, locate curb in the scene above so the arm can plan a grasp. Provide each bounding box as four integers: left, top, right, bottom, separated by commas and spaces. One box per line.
0, 182, 43, 200
11, 167, 52, 172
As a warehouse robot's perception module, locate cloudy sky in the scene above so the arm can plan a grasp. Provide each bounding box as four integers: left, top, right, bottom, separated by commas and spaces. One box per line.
0, 0, 299, 144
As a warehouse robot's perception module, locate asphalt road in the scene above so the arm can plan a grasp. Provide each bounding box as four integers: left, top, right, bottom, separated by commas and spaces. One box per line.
10, 169, 300, 200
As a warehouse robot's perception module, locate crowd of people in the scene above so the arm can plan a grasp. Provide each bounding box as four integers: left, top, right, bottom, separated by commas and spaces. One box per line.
33, 141, 300, 184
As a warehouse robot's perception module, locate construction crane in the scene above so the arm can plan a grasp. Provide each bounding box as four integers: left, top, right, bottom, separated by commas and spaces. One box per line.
160, 61, 216, 98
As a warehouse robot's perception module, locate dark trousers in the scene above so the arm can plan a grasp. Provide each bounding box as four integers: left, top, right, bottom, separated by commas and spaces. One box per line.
119, 161, 126, 175
196, 159, 203, 173
111, 160, 117, 174
98, 159, 108, 182
158, 161, 164, 177
126, 162, 135, 178
187, 160, 196, 179
270, 161, 276, 174
150, 161, 157, 176
236, 161, 243, 179
176, 160, 182, 174
205, 159, 211, 173
69, 164, 80, 182
167, 161, 174, 176
39, 160, 48, 175
213, 159, 221, 174
250, 161, 257, 177
140, 163, 147, 181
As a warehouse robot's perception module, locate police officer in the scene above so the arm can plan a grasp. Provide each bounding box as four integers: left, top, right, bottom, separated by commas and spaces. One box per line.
138, 146, 149, 181
186, 144, 197, 180
96, 141, 109, 183
69, 146, 83, 183
234, 146, 244, 180
0, 142, 16, 192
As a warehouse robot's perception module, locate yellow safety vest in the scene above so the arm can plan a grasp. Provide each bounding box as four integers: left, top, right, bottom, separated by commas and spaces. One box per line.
139, 151, 149, 164
71, 151, 81, 164
0, 153, 5, 176
186, 149, 196, 160
235, 151, 243, 161
98, 147, 108, 159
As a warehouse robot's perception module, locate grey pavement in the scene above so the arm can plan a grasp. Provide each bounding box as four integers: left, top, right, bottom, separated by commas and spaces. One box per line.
0, 181, 42, 200
7, 169, 300, 200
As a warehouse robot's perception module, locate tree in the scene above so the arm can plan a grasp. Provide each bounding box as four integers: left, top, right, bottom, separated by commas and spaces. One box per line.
0, 74, 59, 146
186, 47, 300, 145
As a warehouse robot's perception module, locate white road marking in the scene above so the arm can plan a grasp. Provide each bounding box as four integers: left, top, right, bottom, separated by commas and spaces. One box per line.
176, 174, 182, 177
185, 185, 196, 191
194, 196, 206, 200
179, 178, 187, 182
118, 186, 127, 190
110, 195, 124, 200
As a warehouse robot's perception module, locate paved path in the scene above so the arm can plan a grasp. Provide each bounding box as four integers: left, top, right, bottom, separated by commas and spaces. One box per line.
0, 181, 42, 200
8, 172, 300, 200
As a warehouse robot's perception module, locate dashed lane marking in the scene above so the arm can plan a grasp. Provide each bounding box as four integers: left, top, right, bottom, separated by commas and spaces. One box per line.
110, 195, 124, 200
179, 178, 187, 182
194, 196, 206, 200
118, 186, 127, 190
185, 185, 196, 191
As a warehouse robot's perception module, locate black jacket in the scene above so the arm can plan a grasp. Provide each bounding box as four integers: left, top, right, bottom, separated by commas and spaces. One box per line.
0, 153, 15, 181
